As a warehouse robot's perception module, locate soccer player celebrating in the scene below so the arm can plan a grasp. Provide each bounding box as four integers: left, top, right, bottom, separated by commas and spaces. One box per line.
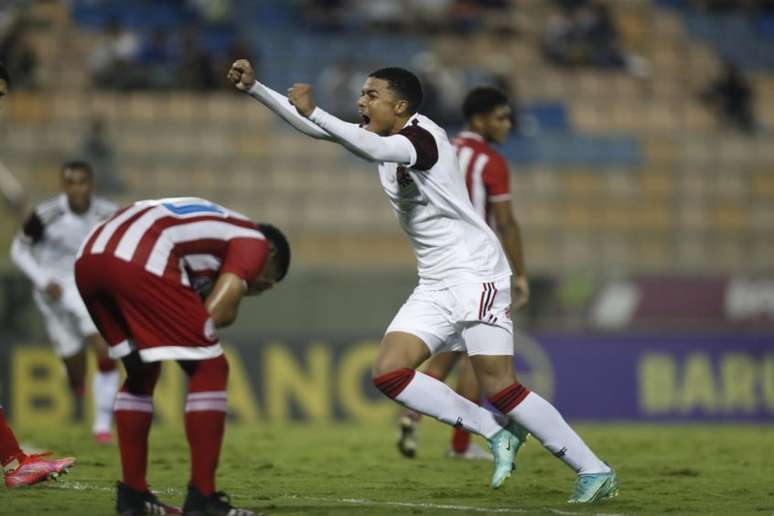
75, 197, 290, 515
0, 60, 76, 489
11, 160, 120, 444
229, 60, 617, 502
397, 86, 529, 461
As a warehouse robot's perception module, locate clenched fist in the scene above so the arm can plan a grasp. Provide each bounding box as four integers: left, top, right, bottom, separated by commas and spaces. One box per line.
287, 83, 317, 117
227, 59, 255, 91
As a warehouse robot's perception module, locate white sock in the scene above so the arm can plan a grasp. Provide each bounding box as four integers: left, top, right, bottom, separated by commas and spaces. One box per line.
92, 370, 120, 434
505, 392, 609, 474
395, 371, 503, 438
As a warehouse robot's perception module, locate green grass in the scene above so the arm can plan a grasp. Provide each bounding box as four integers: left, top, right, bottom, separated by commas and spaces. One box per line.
4, 421, 774, 515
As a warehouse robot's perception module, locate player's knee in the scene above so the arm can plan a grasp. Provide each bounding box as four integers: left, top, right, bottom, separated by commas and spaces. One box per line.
123, 362, 161, 396
372, 368, 415, 399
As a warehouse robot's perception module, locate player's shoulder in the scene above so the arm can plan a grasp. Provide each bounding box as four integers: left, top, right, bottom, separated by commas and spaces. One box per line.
35, 195, 66, 225
92, 196, 119, 216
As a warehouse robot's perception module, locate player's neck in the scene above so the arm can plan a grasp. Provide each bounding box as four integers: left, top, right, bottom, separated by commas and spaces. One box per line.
68, 199, 91, 215
387, 115, 413, 136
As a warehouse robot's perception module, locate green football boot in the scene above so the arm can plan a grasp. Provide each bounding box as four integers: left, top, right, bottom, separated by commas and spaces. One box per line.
567, 466, 619, 503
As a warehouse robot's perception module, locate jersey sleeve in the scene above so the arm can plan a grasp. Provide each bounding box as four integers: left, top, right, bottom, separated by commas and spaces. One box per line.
21, 211, 45, 244
483, 154, 511, 202
220, 237, 270, 283
398, 124, 439, 171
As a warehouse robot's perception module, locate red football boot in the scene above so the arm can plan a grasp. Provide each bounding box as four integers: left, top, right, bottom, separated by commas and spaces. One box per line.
4, 452, 76, 488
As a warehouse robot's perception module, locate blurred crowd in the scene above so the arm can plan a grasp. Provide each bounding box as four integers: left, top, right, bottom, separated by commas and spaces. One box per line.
296, 0, 515, 35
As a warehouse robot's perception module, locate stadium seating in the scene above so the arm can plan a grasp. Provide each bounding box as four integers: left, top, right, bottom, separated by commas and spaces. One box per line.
0, 0, 772, 275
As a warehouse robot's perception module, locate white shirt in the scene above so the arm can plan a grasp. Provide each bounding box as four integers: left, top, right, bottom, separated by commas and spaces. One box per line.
373, 114, 510, 288
247, 81, 511, 288
11, 194, 117, 289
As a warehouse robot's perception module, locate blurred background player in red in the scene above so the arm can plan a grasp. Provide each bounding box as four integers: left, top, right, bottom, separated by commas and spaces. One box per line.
0, 60, 76, 488
75, 197, 290, 516
10, 160, 120, 444
397, 86, 530, 461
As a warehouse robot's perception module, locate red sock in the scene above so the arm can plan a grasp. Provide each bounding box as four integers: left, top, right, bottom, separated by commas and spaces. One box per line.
451, 426, 472, 453
115, 402, 152, 491
98, 356, 117, 372
0, 407, 23, 466
181, 356, 229, 496
114, 361, 160, 492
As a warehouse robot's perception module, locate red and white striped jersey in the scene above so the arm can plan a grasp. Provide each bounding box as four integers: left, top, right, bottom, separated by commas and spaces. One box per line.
453, 131, 511, 227
78, 197, 269, 287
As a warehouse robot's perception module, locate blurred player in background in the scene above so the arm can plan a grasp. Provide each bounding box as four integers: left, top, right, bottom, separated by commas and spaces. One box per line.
230, 59, 617, 502
75, 197, 290, 516
397, 86, 529, 461
0, 61, 76, 488
10, 160, 120, 444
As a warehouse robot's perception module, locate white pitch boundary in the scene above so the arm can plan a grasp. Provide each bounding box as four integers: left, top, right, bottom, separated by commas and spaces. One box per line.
51, 481, 625, 515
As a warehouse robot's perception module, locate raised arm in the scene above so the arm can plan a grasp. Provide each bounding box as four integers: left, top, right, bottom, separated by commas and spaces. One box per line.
228, 59, 334, 141
289, 83, 441, 168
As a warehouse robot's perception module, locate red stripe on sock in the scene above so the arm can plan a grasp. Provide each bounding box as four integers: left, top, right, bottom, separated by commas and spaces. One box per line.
489, 383, 531, 414
373, 369, 415, 399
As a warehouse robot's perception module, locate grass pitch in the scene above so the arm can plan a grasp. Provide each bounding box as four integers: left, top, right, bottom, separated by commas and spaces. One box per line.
4, 421, 774, 515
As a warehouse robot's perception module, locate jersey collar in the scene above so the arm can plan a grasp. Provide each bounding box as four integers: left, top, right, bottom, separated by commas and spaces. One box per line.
457, 130, 485, 142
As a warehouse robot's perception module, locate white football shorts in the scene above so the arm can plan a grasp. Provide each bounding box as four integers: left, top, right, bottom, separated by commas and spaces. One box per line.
386, 277, 514, 356
33, 279, 98, 358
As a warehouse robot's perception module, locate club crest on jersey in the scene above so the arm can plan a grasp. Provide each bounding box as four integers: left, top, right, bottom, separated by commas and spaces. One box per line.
396, 166, 414, 188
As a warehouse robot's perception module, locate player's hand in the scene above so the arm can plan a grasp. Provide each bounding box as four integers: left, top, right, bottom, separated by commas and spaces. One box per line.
287, 83, 316, 117
227, 59, 255, 91
511, 275, 529, 310
44, 281, 62, 302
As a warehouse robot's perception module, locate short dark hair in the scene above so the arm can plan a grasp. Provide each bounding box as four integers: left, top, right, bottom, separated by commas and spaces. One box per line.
462, 86, 510, 121
368, 67, 423, 114
0, 62, 9, 85
62, 160, 93, 177
257, 223, 291, 281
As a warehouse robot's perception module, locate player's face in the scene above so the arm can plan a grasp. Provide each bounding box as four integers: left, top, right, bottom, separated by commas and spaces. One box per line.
62, 167, 93, 213
480, 105, 512, 145
246, 249, 280, 296
357, 77, 406, 136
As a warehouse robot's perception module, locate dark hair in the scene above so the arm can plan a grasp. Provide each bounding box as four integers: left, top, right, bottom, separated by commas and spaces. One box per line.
62, 160, 93, 177
462, 86, 510, 121
0, 62, 9, 85
258, 223, 291, 281
368, 67, 423, 114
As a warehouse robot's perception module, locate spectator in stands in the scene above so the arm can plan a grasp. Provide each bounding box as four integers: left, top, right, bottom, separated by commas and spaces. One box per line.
0, 14, 37, 90
542, 0, 625, 70
88, 18, 140, 90
79, 119, 124, 194
701, 61, 756, 133
138, 30, 177, 89
179, 28, 218, 91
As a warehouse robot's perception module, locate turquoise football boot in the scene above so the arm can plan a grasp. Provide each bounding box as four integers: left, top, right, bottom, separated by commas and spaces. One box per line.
567, 466, 619, 503
487, 427, 526, 489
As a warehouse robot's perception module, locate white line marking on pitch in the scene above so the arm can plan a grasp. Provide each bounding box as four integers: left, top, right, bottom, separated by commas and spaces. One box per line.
52, 481, 624, 515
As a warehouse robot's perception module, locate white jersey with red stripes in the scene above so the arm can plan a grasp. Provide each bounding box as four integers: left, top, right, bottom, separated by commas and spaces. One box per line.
453, 131, 512, 227
78, 197, 266, 286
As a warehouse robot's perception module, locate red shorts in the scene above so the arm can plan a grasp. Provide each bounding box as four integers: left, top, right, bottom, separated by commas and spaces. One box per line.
75, 254, 222, 362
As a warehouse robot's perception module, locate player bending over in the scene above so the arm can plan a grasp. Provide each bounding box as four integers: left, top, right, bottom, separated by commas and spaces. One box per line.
0, 60, 76, 489
229, 60, 617, 503
75, 197, 290, 515
398, 86, 529, 461
11, 160, 120, 444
